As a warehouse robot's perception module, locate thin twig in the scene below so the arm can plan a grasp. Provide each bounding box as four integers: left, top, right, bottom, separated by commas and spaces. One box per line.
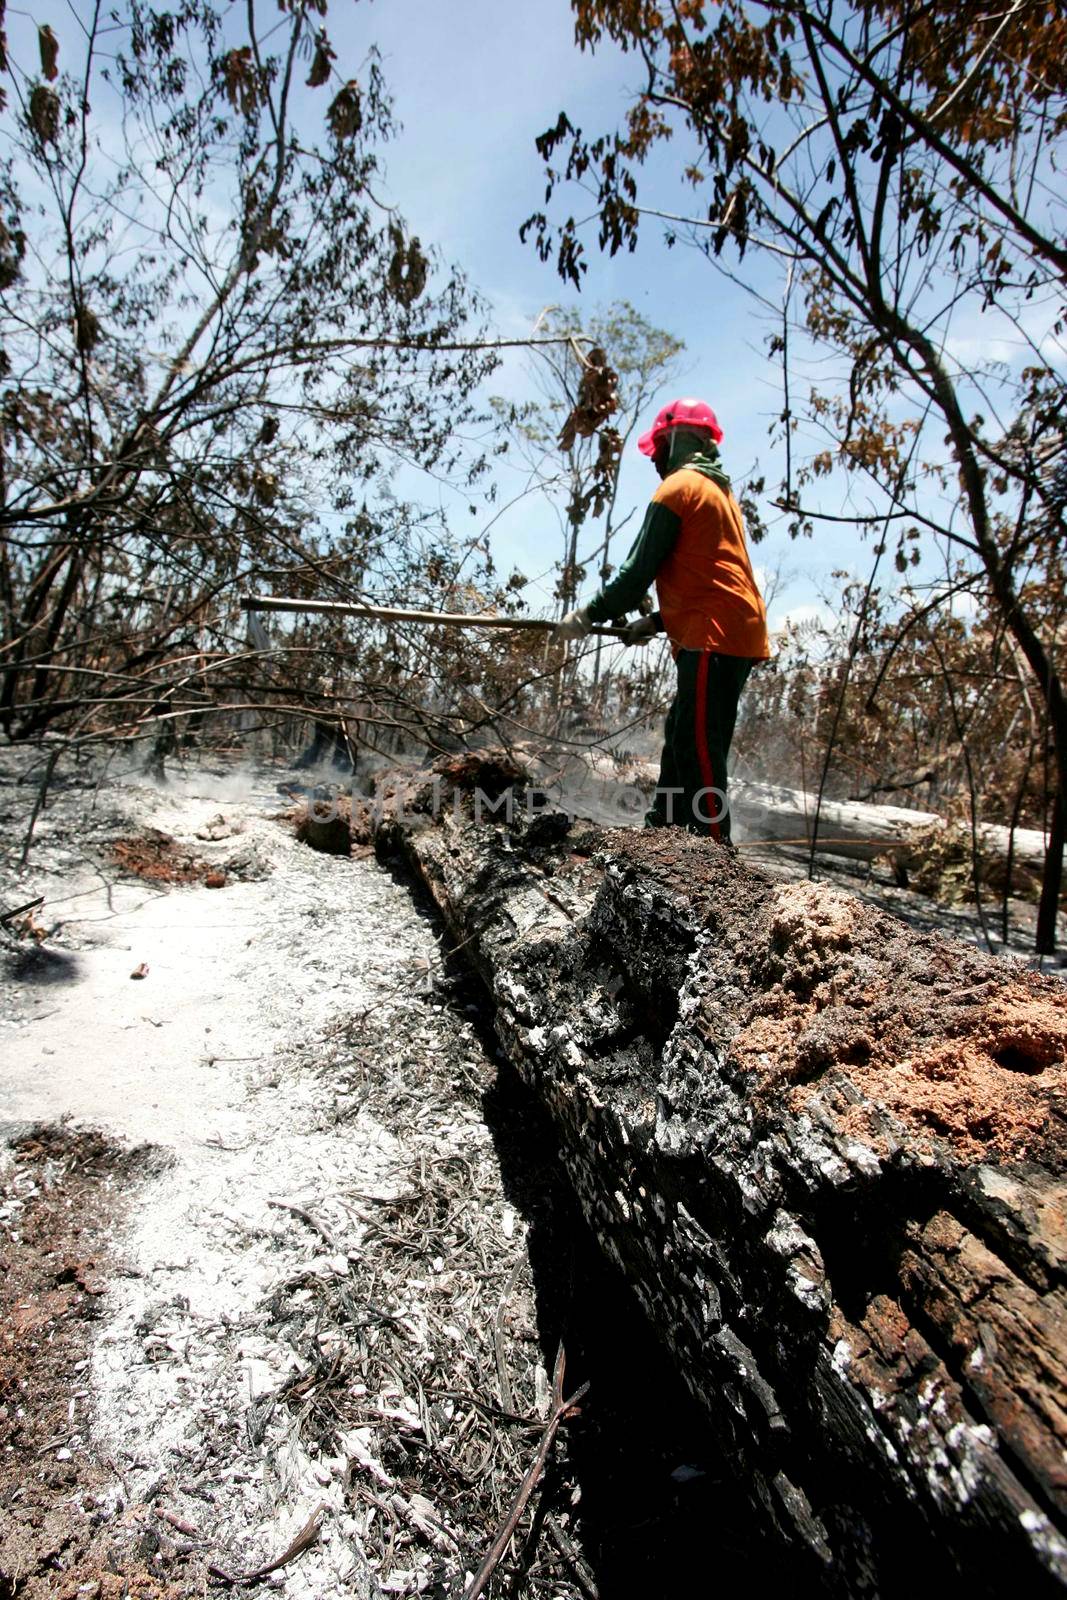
267, 1198, 337, 1252
156, 1507, 199, 1539
929, 634, 996, 955
546, 1515, 600, 1599
20, 747, 62, 867
207, 1502, 325, 1586
493, 1260, 524, 1415
463, 1346, 589, 1600
807, 543, 884, 880
0, 895, 45, 927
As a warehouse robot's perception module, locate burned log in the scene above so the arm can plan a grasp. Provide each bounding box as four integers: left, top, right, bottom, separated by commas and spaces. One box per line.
293, 791, 372, 856
374, 765, 1067, 1596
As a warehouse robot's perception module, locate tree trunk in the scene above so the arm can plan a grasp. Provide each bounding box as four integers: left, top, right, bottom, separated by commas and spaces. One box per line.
374, 767, 1067, 1596
1037, 791, 1066, 957
904, 321, 1067, 956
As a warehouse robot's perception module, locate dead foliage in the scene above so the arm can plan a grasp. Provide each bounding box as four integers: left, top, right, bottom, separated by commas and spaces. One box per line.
556, 345, 618, 452
254, 998, 602, 1598
880, 819, 1046, 906
109, 829, 210, 885
0, 1124, 192, 1598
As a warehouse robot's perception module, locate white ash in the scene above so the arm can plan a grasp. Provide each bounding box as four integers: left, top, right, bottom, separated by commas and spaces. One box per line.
0, 753, 536, 1597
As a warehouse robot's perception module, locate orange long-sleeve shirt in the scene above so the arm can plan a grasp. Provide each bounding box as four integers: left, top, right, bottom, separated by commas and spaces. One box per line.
651, 469, 769, 657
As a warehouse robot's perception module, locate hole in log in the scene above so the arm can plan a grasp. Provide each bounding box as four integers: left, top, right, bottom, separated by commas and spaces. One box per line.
993, 1045, 1045, 1075
584, 896, 695, 1055
293, 792, 372, 857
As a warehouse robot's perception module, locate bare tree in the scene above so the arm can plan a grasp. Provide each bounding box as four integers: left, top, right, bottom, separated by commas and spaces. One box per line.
0, 0, 505, 755
494, 302, 684, 726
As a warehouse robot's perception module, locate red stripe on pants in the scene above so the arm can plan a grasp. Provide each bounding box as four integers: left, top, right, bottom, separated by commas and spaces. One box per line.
694, 652, 721, 840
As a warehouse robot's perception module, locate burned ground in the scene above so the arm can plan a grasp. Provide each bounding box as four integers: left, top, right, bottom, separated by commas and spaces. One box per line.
0, 1125, 185, 1599
2, 754, 796, 1598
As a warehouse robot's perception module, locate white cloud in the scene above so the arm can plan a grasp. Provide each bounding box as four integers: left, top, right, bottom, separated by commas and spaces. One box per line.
949, 588, 981, 620
767, 600, 835, 635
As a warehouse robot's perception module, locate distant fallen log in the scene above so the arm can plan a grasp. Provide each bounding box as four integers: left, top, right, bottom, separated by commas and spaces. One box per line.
731, 780, 1049, 877
374, 762, 1067, 1596
514, 746, 1050, 886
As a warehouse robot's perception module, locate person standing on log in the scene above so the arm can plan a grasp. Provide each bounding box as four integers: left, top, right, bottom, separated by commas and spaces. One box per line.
555, 398, 769, 840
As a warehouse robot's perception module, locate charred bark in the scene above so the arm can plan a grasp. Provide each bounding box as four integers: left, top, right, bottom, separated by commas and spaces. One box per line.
374, 765, 1067, 1596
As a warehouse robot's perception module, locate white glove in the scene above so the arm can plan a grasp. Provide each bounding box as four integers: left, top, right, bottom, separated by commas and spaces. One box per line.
622, 613, 662, 647
554, 605, 592, 642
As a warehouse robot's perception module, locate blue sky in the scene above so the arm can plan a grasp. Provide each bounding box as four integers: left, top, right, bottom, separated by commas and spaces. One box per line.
328, 0, 846, 632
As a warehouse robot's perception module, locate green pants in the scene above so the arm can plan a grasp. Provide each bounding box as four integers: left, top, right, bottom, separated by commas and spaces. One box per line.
645, 650, 754, 840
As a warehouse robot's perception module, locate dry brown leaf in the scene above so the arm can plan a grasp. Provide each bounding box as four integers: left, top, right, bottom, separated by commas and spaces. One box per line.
38, 24, 59, 81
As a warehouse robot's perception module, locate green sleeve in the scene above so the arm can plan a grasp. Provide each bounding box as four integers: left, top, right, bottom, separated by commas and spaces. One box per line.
585, 500, 681, 622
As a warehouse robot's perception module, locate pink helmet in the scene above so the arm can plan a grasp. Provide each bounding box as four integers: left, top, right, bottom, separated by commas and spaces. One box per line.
637, 397, 723, 457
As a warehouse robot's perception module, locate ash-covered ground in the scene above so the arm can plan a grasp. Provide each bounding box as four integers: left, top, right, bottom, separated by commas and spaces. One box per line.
2, 748, 506, 1594
0, 746, 797, 1598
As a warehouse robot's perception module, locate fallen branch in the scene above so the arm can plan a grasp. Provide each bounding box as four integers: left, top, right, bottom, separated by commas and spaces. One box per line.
375, 767, 1067, 1594
266, 1199, 337, 1252
464, 1346, 589, 1600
